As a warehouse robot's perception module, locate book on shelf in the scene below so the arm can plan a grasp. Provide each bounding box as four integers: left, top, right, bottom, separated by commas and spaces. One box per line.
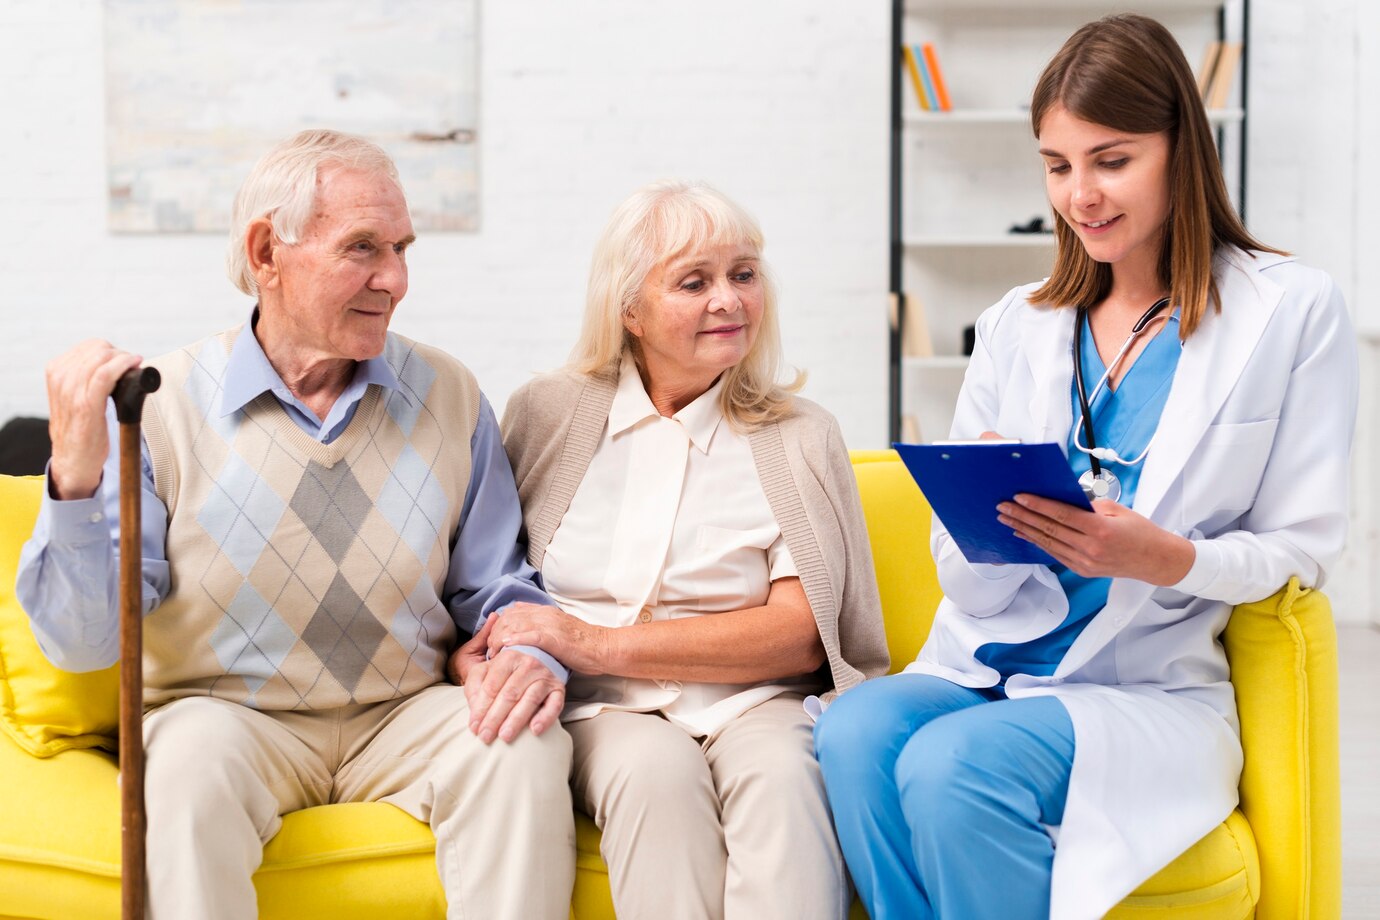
915, 44, 941, 112
1205, 42, 1242, 110
1197, 41, 1222, 98
901, 292, 935, 359
901, 45, 931, 111
901, 414, 923, 446
920, 43, 952, 112
900, 42, 952, 112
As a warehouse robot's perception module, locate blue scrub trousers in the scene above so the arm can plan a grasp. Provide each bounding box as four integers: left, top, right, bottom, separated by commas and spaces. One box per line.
814, 674, 1075, 920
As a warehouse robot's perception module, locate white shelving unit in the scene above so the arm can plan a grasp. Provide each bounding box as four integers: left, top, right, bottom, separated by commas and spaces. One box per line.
903, 108, 1245, 126
887, 0, 1248, 443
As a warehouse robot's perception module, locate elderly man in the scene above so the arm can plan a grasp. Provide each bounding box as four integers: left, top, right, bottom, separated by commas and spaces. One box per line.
15, 129, 575, 919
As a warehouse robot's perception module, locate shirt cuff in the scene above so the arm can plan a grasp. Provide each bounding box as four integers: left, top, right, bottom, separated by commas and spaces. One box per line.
505, 645, 571, 684
41, 480, 112, 545
1169, 539, 1218, 596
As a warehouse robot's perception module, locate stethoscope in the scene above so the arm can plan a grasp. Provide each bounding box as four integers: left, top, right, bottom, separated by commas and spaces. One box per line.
1073, 296, 1172, 503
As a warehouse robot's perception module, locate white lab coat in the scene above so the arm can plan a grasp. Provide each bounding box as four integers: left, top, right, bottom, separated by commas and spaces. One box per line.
904, 248, 1358, 920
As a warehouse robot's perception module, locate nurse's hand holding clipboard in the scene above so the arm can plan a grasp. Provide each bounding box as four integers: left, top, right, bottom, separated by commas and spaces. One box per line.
996, 492, 1194, 585
971, 429, 1195, 584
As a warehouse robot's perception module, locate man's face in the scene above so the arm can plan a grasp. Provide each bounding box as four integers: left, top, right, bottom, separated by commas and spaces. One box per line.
264, 166, 415, 362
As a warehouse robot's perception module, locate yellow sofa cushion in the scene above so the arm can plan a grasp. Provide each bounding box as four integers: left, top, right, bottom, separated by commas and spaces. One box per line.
573, 812, 618, 919
256, 802, 444, 920
0, 728, 448, 920
849, 450, 940, 672
1108, 809, 1259, 919
0, 475, 119, 757
0, 728, 120, 918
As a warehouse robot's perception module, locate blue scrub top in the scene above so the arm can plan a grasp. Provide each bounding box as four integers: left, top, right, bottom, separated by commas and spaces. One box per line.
976, 310, 1183, 684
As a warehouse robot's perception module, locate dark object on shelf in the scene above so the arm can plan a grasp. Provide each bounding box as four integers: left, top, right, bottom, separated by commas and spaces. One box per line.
963, 325, 977, 357
0, 417, 52, 475
1008, 216, 1053, 234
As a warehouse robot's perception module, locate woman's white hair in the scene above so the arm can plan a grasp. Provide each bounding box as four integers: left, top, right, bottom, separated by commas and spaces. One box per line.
226, 129, 404, 296
571, 179, 804, 430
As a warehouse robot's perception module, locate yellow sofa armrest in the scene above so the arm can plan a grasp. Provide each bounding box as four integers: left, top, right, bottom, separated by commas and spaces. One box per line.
1221, 578, 1341, 920
849, 450, 941, 673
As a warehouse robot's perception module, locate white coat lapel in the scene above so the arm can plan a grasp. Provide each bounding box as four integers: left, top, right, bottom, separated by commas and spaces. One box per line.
1131, 251, 1287, 523
1019, 304, 1076, 443
1059, 251, 1288, 678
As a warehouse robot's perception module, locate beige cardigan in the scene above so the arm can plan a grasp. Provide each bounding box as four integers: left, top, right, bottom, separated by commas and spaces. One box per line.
500, 367, 890, 702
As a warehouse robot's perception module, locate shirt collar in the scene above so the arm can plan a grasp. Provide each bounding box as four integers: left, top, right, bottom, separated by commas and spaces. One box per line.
607, 353, 725, 453
219, 310, 406, 417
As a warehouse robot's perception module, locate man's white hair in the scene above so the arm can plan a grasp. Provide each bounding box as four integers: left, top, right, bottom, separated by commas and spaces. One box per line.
226, 129, 404, 296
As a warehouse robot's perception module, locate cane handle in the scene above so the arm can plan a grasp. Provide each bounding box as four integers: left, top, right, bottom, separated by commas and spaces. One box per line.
113, 367, 160, 425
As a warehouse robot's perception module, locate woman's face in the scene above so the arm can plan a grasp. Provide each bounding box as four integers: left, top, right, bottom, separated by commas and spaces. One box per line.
1038, 105, 1173, 278
628, 241, 764, 392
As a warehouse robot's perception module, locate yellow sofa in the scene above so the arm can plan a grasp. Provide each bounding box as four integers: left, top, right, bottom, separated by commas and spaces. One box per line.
0, 454, 1340, 918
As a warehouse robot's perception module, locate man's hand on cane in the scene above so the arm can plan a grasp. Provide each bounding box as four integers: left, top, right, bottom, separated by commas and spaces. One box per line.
45, 339, 143, 500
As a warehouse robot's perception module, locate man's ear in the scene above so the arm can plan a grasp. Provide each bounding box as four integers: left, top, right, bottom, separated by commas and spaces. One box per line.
245, 218, 280, 291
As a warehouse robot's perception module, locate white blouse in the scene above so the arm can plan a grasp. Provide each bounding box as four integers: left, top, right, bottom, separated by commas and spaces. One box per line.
541, 356, 806, 736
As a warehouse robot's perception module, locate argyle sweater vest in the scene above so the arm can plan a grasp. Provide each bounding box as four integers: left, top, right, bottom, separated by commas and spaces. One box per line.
138, 327, 479, 710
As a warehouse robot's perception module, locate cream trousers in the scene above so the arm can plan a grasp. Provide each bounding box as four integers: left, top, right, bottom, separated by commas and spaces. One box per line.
566, 693, 848, 920
141, 684, 574, 920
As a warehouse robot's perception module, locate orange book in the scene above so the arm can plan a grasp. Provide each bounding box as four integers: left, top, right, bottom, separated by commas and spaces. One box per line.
921, 43, 952, 112
902, 44, 931, 111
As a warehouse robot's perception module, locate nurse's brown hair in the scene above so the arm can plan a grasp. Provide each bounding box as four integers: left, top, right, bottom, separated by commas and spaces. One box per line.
1027, 14, 1282, 338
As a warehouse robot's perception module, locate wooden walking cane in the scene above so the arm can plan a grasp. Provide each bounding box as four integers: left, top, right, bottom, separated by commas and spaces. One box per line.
113, 366, 160, 920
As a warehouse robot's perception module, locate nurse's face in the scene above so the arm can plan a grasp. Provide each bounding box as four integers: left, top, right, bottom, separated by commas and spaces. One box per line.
1038, 105, 1172, 278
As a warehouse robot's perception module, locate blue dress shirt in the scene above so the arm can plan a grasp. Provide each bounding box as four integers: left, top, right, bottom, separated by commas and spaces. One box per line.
16, 320, 568, 682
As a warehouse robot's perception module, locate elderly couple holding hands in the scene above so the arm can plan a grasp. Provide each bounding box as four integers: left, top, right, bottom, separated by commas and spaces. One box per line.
19, 126, 883, 919
18, 16, 1359, 920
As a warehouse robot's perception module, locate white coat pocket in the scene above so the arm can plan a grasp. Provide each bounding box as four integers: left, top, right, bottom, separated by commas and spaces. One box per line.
1180, 417, 1280, 534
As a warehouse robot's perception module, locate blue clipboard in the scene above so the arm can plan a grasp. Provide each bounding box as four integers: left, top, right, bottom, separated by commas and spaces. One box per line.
892, 441, 1092, 565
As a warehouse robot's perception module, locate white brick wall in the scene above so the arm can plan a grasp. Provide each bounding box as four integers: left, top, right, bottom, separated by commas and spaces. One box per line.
0, 0, 891, 448
1247, 0, 1377, 624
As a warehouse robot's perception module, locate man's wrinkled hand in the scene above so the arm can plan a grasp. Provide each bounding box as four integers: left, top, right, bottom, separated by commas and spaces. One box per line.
449, 617, 564, 744
461, 650, 565, 744
446, 613, 493, 686
46, 340, 144, 500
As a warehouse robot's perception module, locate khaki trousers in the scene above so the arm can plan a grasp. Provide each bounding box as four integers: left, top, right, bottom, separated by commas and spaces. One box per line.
566, 694, 848, 920
141, 684, 575, 920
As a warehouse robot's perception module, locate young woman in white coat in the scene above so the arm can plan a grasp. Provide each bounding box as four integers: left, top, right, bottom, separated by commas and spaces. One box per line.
814, 13, 1358, 920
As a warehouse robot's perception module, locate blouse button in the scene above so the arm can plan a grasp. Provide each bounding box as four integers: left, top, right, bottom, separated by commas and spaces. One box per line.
638, 609, 653, 624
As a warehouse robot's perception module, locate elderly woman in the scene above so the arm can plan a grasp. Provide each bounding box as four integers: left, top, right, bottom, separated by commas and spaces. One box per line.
486, 180, 888, 920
